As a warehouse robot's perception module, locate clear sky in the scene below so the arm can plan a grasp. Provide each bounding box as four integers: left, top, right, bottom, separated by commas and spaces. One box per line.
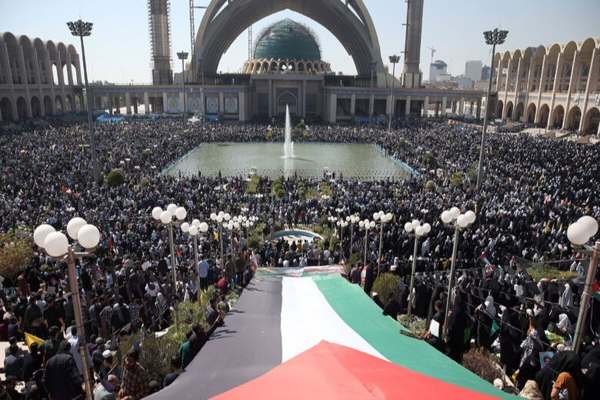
2, 0, 598, 83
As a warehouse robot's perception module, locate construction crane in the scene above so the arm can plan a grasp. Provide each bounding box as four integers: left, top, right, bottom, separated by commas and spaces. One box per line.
427, 46, 436, 64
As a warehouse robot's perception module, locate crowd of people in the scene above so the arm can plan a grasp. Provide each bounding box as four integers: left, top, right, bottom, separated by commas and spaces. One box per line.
0, 116, 598, 399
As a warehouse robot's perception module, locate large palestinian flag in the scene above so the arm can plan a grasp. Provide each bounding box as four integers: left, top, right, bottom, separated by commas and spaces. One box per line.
147, 270, 513, 400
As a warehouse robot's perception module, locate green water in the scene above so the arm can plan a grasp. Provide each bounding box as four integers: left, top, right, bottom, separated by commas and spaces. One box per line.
163, 142, 412, 180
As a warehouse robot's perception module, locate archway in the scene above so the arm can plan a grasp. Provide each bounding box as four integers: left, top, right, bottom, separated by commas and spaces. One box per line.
495, 100, 503, 119
538, 104, 550, 127
55, 96, 63, 113
551, 105, 564, 129
565, 106, 581, 131
0, 98, 13, 121
52, 64, 59, 85
505, 101, 513, 119
277, 91, 298, 115
194, 0, 384, 81
31, 96, 42, 118
43, 95, 53, 115
16, 97, 28, 120
65, 95, 75, 112
514, 102, 524, 121
582, 107, 600, 135
526, 103, 536, 124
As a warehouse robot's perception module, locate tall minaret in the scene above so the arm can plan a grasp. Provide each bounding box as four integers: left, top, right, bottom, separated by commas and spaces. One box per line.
402, 0, 424, 88
148, 0, 173, 84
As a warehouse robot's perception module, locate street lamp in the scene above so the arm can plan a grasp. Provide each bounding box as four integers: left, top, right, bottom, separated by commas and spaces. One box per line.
336, 219, 349, 261
181, 219, 209, 301
67, 19, 98, 182
373, 211, 394, 275
404, 219, 431, 316
210, 211, 231, 270
388, 55, 401, 134
440, 207, 476, 337
177, 51, 189, 124
34, 217, 100, 400
566, 215, 599, 353
476, 28, 508, 191
346, 214, 361, 260
358, 219, 377, 267
151, 204, 187, 328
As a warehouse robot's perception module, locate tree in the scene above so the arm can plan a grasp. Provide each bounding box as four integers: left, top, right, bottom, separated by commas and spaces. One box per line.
450, 171, 463, 188
372, 273, 400, 305
105, 169, 125, 187
0, 229, 33, 282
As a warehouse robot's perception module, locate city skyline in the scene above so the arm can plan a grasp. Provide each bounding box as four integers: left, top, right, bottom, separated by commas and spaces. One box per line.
2, 0, 599, 83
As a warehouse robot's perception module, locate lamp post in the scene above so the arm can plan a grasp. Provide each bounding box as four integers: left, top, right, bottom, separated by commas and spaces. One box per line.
336, 219, 349, 261
404, 219, 431, 316
358, 219, 376, 267
373, 211, 394, 275
566, 216, 599, 353
388, 55, 401, 134
34, 218, 101, 400
67, 20, 97, 181
210, 211, 231, 270
181, 219, 209, 301
476, 28, 508, 191
177, 51, 189, 124
346, 214, 360, 260
151, 204, 188, 329
440, 207, 476, 337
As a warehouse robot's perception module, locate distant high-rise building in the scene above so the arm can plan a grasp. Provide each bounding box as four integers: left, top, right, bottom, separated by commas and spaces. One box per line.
481, 65, 491, 81
429, 60, 447, 82
148, 0, 173, 85
465, 60, 482, 82
402, 0, 424, 88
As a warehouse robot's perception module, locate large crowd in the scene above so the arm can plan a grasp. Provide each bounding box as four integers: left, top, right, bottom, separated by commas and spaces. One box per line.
0, 117, 599, 399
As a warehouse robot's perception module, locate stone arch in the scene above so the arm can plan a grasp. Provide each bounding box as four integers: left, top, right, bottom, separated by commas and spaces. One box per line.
565, 106, 582, 131
558, 41, 578, 93
16, 96, 27, 120
526, 103, 536, 124
577, 38, 597, 93
505, 101, 514, 119
277, 90, 298, 115
67, 44, 81, 85
193, 0, 384, 81
46, 41, 61, 86
529, 46, 546, 92
551, 104, 564, 128
55, 95, 63, 113
544, 44, 561, 92
65, 94, 75, 112
30, 96, 42, 117
514, 102, 524, 121
0, 97, 13, 121
538, 104, 550, 127
582, 107, 600, 135
507, 50, 521, 91
495, 100, 503, 119
33, 38, 49, 84
19, 36, 37, 84
3, 33, 22, 85
43, 95, 53, 115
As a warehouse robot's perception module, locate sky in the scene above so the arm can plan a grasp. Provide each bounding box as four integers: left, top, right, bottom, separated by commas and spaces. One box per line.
2, 0, 599, 83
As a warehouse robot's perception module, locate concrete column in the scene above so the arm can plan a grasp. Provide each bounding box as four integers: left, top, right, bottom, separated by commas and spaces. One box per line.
162, 92, 168, 113
476, 100, 482, 119
268, 79, 273, 117
513, 57, 524, 114
387, 94, 393, 117
350, 94, 356, 116
179, 92, 185, 113
458, 98, 464, 115
547, 53, 564, 129
451, 100, 457, 114
578, 48, 599, 132
200, 89, 205, 118
563, 51, 581, 129
219, 92, 224, 114
302, 80, 307, 118
423, 96, 429, 117
0, 40, 13, 86
495, 58, 503, 92
524, 58, 536, 108
329, 93, 337, 124
239, 91, 246, 122
125, 92, 132, 115
535, 54, 549, 124
405, 96, 411, 116
441, 97, 447, 116
434, 102, 440, 117
369, 95, 374, 116
144, 92, 150, 114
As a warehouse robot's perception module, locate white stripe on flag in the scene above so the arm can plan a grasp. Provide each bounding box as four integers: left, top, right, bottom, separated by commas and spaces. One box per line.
280, 276, 386, 362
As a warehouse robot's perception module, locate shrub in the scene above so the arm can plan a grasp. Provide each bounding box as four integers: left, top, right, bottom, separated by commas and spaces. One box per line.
266, 128, 273, 141
450, 171, 463, 187
422, 152, 435, 168
526, 265, 577, 282
105, 169, 125, 187
462, 349, 504, 384
372, 273, 400, 305
246, 175, 260, 194
424, 180, 435, 191
398, 314, 427, 335
271, 177, 285, 199
118, 332, 180, 384
0, 229, 33, 282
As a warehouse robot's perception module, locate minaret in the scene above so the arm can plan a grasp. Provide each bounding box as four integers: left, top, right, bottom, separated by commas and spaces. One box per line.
402, 0, 424, 88
148, 0, 173, 84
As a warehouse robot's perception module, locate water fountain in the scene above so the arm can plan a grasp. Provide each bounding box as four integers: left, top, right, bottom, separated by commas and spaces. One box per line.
283, 105, 295, 158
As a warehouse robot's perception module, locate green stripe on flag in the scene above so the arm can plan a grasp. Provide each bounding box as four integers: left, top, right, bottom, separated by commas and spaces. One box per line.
312, 274, 514, 399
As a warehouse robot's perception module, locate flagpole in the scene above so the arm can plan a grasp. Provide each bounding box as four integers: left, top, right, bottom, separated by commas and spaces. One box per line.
573, 241, 599, 353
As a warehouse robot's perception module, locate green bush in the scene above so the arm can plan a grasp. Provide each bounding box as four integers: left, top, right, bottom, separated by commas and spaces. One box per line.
424, 180, 435, 191
372, 273, 400, 305
266, 128, 273, 141
526, 265, 578, 282
422, 152, 435, 168
119, 331, 180, 384
450, 171, 463, 187
0, 228, 33, 281
271, 177, 285, 199
246, 175, 260, 194
105, 169, 125, 187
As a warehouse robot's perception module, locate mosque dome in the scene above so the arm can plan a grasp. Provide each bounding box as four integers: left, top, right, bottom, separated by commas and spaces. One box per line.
254, 19, 321, 61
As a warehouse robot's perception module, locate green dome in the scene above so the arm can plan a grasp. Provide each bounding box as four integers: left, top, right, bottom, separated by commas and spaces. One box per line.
254, 19, 321, 61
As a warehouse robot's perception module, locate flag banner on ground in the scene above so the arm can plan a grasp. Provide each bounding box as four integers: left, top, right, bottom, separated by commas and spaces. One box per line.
147, 272, 514, 400
24, 332, 45, 349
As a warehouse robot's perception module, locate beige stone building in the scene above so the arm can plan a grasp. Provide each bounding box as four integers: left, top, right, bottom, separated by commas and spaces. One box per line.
0, 32, 83, 122
493, 37, 600, 135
